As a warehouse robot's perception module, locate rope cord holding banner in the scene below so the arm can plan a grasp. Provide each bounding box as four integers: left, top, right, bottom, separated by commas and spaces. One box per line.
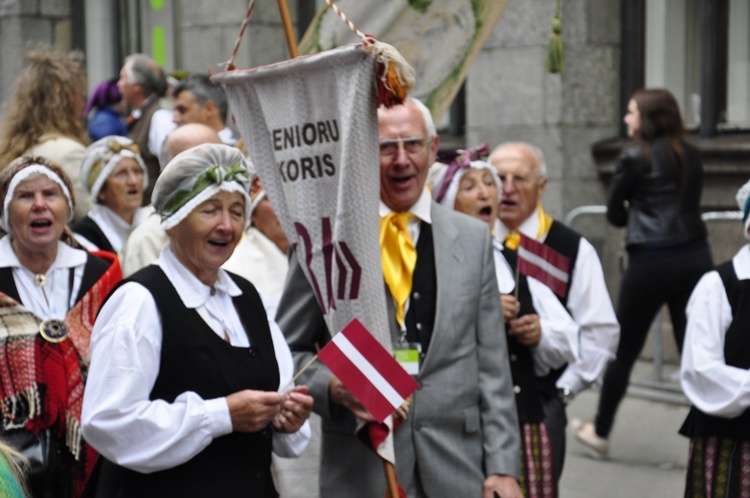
324, 0, 415, 107
324, 0, 368, 41
224, 0, 258, 71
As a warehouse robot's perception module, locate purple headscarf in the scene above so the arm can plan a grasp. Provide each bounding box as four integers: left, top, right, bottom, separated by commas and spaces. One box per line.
433, 143, 490, 204
84, 78, 122, 116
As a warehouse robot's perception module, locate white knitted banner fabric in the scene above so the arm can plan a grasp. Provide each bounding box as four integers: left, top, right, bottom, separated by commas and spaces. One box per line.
213, 44, 390, 351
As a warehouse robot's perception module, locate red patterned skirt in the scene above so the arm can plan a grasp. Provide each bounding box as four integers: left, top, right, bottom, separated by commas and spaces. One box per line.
684, 436, 750, 498
519, 422, 556, 498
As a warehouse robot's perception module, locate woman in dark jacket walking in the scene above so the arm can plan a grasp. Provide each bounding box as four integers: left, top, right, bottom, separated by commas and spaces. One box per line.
573, 88, 713, 458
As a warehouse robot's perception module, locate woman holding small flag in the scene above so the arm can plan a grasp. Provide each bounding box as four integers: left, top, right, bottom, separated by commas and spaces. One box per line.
81, 144, 312, 497
573, 88, 713, 458
431, 151, 578, 497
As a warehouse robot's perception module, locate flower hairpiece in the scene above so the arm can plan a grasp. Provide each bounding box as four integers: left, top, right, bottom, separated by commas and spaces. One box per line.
434, 143, 490, 203
107, 140, 139, 155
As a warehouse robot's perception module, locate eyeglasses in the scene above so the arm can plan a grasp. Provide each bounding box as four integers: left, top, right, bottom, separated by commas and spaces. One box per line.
379, 136, 431, 159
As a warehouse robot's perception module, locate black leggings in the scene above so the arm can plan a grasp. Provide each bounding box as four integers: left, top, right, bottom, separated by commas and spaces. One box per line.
594, 241, 713, 438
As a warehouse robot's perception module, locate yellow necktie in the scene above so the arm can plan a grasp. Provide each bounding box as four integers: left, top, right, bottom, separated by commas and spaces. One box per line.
504, 232, 521, 250
380, 212, 417, 327
503, 204, 554, 249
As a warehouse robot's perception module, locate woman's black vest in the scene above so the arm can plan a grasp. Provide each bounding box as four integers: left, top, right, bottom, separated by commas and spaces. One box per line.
71, 215, 115, 253
502, 248, 545, 424
534, 221, 580, 397
90, 266, 280, 498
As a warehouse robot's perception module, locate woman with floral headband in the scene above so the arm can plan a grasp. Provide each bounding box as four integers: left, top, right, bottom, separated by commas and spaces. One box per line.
81, 143, 312, 497
72, 136, 150, 254
0, 156, 121, 497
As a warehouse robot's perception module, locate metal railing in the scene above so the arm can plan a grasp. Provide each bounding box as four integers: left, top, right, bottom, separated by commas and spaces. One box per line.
564, 206, 742, 401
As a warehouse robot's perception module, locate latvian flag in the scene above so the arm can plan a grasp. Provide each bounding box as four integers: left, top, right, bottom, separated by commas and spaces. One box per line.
318, 318, 419, 423
518, 233, 571, 299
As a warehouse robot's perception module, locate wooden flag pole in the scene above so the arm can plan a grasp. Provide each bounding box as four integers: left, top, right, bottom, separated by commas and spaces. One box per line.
277, 0, 299, 58
514, 255, 521, 300
279, 354, 318, 393
384, 460, 400, 498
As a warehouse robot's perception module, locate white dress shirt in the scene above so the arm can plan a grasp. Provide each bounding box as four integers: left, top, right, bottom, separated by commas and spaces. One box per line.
492, 238, 579, 376
681, 244, 750, 418
82, 244, 310, 474
148, 109, 176, 159
494, 208, 620, 393
217, 127, 238, 146
119, 211, 166, 277
0, 236, 87, 319
82, 204, 153, 254
223, 227, 289, 319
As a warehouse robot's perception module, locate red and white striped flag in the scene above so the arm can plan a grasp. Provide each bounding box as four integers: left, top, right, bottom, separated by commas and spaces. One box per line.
518, 233, 571, 299
318, 318, 419, 424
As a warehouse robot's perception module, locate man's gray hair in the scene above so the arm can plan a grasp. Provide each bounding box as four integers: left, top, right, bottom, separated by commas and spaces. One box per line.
173, 74, 229, 123
124, 53, 168, 98
406, 98, 437, 139
494, 141, 548, 178
528, 143, 547, 177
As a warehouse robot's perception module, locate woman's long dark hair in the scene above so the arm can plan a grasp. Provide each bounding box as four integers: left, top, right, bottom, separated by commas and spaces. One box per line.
631, 88, 686, 190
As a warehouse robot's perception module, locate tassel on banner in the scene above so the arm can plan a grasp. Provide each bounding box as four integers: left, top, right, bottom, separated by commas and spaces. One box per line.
365, 39, 415, 108
546, 0, 565, 74
321, 0, 414, 107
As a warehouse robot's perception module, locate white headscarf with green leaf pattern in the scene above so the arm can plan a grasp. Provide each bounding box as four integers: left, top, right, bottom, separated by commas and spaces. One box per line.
152, 143, 254, 230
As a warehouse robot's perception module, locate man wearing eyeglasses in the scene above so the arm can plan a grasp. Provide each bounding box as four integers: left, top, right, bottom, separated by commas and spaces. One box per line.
277, 98, 522, 498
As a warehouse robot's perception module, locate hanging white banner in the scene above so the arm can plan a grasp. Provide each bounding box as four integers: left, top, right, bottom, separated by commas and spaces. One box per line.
213, 44, 390, 353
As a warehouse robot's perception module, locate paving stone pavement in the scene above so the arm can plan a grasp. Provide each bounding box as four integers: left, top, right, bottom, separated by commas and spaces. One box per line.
272, 360, 690, 498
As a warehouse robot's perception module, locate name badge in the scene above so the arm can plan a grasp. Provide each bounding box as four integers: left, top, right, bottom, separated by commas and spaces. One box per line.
393, 341, 421, 376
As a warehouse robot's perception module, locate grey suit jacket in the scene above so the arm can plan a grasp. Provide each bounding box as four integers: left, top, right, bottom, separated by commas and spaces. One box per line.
276, 201, 519, 498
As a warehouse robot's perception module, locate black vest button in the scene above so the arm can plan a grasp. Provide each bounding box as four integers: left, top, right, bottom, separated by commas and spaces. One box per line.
248, 347, 256, 357
413, 292, 421, 300
416, 323, 422, 331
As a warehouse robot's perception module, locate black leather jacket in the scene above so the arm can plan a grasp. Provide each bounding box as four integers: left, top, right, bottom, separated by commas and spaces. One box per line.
606, 140, 707, 247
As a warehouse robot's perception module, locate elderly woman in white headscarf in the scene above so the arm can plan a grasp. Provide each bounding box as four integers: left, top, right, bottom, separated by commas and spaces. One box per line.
0, 155, 121, 497
72, 135, 151, 253
678, 179, 750, 497
430, 148, 578, 497
81, 143, 312, 498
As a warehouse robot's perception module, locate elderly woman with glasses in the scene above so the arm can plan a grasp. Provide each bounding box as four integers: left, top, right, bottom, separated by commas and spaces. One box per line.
72, 136, 151, 254
0, 156, 121, 498
430, 148, 578, 497
81, 143, 312, 497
